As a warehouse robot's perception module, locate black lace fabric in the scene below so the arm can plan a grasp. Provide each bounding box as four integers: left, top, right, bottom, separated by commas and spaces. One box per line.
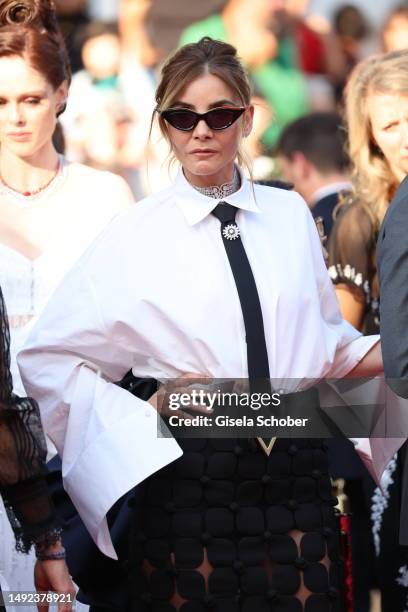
0, 286, 60, 553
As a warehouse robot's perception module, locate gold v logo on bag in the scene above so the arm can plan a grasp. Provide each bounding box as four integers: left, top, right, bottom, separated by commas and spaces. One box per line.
256, 436, 277, 456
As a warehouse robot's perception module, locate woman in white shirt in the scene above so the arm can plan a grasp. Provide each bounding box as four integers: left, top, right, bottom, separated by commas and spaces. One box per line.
0, 0, 132, 601
19, 37, 382, 612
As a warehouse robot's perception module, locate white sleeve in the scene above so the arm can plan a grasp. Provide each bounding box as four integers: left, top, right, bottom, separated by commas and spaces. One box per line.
17, 264, 182, 559
305, 201, 380, 378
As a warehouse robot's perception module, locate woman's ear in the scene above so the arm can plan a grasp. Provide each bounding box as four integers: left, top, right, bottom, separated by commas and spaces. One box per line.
243, 105, 254, 137
56, 80, 69, 115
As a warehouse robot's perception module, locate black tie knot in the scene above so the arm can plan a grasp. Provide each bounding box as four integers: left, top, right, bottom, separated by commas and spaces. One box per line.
212, 202, 238, 224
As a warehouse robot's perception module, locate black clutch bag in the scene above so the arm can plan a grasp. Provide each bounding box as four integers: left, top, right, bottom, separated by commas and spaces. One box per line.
46, 374, 157, 611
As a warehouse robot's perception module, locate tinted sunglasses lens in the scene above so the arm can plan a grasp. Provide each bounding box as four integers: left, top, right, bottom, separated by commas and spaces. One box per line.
207, 108, 243, 129
163, 110, 196, 130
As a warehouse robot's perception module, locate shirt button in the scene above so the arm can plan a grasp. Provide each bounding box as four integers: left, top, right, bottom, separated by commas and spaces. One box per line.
263, 530, 272, 541
288, 444, 298, 455
266, 589, 280, 603
200, 475, 210, 485
322, 527, 333, 538
312, 469, 322, 478
232, 560, 245, 574
327, 587, 339, 600
287, 499, 298, 510
201, 532, 212, 544
294, 556, 308, 569
229, 502, 239, 513
261, 474, 272, 484
234, 445, 244, 456
203, 594, 216, 608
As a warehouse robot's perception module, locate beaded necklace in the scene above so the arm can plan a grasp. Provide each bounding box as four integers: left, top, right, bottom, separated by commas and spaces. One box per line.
0, 157, 61, 197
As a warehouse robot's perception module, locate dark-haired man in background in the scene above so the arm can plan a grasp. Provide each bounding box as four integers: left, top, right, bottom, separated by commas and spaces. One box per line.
276, 111, 351, 238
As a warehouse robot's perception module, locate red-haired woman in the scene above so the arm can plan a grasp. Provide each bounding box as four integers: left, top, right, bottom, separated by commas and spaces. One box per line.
0, 0, 133, 595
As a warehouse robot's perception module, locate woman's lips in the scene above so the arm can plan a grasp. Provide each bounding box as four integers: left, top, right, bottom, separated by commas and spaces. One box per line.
7, 132, 31, 141
191, 149, 217, 158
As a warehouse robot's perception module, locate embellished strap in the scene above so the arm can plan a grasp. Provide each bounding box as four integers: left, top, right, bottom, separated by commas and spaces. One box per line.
328, 264, 371, 302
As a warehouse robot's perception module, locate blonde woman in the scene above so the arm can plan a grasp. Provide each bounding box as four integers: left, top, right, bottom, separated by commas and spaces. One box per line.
328, 49, 408, 609
329, 49, 408, 334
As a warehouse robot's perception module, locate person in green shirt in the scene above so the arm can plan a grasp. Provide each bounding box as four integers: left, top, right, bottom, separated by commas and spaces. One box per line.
179, 0, 309, 149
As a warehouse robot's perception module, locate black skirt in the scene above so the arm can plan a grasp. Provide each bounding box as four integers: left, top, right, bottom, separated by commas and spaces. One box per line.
127, 437, 343, 612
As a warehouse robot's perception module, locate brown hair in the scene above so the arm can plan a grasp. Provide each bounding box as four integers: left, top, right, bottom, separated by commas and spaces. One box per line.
152, 37, 253, 171
344, 49, 408, 228
0, 0, 71, 114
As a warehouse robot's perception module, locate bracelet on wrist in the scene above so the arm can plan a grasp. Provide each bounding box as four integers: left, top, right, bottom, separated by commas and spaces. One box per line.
36, 548, 67, 561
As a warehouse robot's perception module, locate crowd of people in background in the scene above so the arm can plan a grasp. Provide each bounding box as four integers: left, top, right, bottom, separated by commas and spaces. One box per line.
49, 0, 408, 191
0, 1, 407, 611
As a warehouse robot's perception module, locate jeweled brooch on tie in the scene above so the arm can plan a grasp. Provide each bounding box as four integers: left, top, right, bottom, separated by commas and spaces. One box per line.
223, 224, 240, 240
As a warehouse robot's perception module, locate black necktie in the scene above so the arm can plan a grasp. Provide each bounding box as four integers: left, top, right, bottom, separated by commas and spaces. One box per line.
212, 202, 276, 456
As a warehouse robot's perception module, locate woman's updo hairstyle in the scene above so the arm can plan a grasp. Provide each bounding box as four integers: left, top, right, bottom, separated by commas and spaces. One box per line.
0, 0, 71, 115
153, 37, 253, 171
156, 37, 251, 114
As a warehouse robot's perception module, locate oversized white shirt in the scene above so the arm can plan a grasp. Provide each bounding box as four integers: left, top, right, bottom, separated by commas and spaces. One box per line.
18, 168, 379, 559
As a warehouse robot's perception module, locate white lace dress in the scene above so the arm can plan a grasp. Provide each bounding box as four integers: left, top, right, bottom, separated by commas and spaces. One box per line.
0, 158, 132, 610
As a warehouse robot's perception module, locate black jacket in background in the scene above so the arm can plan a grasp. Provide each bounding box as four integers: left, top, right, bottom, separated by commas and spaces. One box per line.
377, 174, 408, 546
377, 175, 408, 398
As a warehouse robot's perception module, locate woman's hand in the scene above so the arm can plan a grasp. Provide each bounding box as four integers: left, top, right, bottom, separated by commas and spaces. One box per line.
34, 542, 76, 612
149, 373, 213, 418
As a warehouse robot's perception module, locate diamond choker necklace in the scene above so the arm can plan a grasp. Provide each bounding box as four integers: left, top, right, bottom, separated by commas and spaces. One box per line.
192, 166, 241, 199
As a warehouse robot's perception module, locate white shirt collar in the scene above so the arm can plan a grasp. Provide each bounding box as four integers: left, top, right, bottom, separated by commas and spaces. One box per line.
310, 182, 352, 206
173, 166, 261, 226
